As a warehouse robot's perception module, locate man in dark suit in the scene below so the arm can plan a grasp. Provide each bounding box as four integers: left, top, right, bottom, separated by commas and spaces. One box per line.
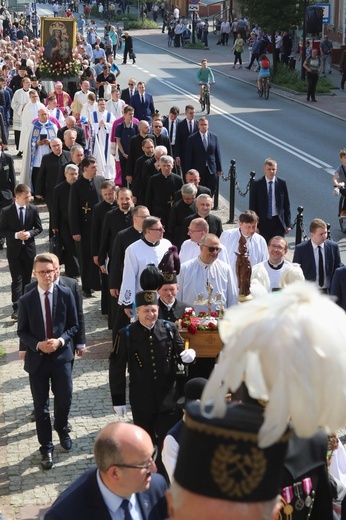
0, 145, 16, 249
180, 193, 222, 246
17, 254, 79, 470
120, 77, 137, 105
91, 181, 117, 315
35, 138, 71, 236
0, 183, 43, 320
51, 164, 80, 279
163, 106, 181, 158
185, 117, 222, 196
145, 155, 183, 237
151, 119, 172, 156
44, 422, 168, 519
293, 218, 342, 293
331, 266, 346, 311
125, 121, 156, 184
249, 158, 291, 243
57, 116, 86, 149
131, 81, 155, 123
167, 183, 197, 248
173, 168, 211, 202
175, 105, 198, 176
69, 156, 104, 297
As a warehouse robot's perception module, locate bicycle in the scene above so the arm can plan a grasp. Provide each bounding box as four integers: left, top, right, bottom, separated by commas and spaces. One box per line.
199, 82, 212, 114
258, 76, 270, 99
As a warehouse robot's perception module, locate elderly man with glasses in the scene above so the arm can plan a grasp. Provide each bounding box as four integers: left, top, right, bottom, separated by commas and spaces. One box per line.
118, 216, 172, 319
44, 422, 169, 518
120, 77, 137, 104
178, 233, 237, 313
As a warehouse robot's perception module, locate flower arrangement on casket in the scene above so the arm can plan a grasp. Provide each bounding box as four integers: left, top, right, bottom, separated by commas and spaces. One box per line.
180, 307, 219, 335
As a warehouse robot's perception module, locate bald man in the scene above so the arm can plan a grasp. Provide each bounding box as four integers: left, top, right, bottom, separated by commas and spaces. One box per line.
45, 422, 168, 519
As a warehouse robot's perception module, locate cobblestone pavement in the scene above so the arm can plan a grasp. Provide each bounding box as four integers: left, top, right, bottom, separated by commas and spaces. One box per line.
0, 127, 236, 519
1, 22, 345, 519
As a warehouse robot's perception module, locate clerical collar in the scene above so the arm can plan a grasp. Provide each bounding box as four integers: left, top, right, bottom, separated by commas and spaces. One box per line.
268, 260, 284, 270
142, 236, 160, 247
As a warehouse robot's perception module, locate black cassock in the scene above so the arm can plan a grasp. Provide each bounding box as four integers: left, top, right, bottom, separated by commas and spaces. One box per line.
69, 175, 104, 291
145, 173, 183, 236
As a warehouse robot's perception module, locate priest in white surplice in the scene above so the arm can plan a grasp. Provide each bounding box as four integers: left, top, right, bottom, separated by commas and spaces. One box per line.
106, 87, 125, 119
18, 90, 45, 156
178, 234, 238, 313
90, 98, 115, 179
118, 216, 172, 318
180, 217, 229, 264
11, 76, 31, 154
220, 210, 268, 280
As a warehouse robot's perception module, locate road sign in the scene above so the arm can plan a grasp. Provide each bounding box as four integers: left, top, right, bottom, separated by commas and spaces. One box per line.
189, 4, 200, 11
315, 3, 331, 24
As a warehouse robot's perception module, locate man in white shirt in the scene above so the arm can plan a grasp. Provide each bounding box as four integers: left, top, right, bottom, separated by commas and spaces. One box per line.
118, 216, 172, 318
90, 98, 115, 179
180, 217, 229, 264
220, 210, 268, 287
74, 80, 93, 105
106, 86, 125, 119
178, 233, 238, 313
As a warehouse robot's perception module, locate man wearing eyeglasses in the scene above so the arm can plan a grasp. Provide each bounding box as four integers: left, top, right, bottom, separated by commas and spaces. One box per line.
175, 105, 198, 175
121, 77, 137, 105
251, 236, 304, 292
44, 422, 169, 519
177, 233, 238, 313
118, 216, 172, 319
17, 254, 78, 470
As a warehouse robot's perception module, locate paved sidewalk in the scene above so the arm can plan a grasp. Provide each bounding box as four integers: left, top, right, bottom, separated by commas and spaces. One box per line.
0, 131, 236, 519
1, 22, 344, 519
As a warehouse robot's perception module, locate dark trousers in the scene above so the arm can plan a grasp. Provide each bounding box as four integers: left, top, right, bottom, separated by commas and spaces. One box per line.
75, 237, 101, 292
9, 247, 34, 310
200, 166, 217, 197
14, 129, 21, 150
132, 407, 182, 478
259, 215, 285, 244
248, 52, 260, 68
32, 166, 40, 195
221, 33, 229, 45
234, 51, 242, 65
119, 154, 128, 187
60, 221, 80, 278
306, 72, 319, 100
29, 358, 72, 454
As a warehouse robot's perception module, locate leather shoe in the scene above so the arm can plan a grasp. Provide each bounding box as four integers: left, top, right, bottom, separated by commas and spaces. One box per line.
41, 453, 53, 470
67, 421, 72, 433
58, 429, 72, 451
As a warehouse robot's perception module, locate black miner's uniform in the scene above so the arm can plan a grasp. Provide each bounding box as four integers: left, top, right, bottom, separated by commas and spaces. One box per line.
110, 319, 185, 477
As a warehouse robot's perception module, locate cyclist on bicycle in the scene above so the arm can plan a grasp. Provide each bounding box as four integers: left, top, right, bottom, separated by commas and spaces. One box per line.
196, 58, 215, 103
257, 53, 270, 92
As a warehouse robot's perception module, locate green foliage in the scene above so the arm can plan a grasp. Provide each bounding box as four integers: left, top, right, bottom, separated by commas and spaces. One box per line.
0, 346, 5, 358
271, 63, 333, 93
238, 0, 304, 32
128, 19, 159, 29
184, 42, 208, 50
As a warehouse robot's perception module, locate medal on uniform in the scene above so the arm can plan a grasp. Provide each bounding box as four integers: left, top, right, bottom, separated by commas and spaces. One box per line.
282, 487, 294, 519
293, 482, 304, 510
302, 477, 313, 507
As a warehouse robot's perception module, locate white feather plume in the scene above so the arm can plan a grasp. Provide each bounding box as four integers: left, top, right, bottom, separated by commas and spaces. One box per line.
200, 281, 346, 448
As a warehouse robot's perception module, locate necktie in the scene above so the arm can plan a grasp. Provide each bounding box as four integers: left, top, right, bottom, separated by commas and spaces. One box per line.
189, 120, 193, 134
267, 181, 273, 219
120, 499, 133, 520
141, 94, 145, 105
318, 246, 324, 287
45, 291, 53, 339
202, 133, 207, 150
19, 206, 24, 227
169, 120, 174, 142
130, 89, 133, 98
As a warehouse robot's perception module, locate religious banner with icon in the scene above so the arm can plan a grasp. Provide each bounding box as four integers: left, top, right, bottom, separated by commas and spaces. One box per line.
39, 17, 79, 80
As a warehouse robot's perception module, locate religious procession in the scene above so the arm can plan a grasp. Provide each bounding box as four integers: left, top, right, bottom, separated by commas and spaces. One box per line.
1, 2, 346, 520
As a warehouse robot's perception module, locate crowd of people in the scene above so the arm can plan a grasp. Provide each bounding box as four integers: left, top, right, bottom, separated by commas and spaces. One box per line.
1, 4, 346, 519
